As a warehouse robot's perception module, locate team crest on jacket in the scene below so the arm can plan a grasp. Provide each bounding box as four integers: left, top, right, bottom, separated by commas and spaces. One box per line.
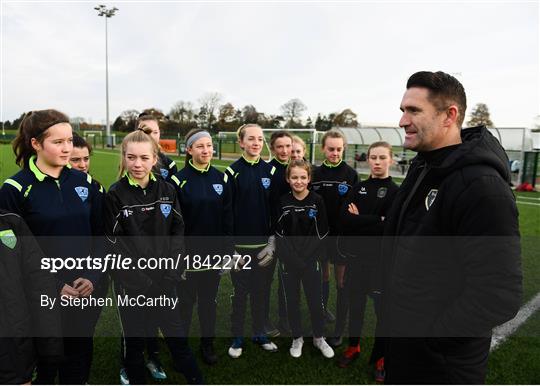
160, 204, 172, 218
75, 186, 89, 202
261, 178, 271, 189
213, 184, 223, 195
377, 187, 387, 198
338, 183, 349, 196
425, 189, 438, 211
308, 208, 317, 218
0, 229, 17, 249
160, 168, 169, 179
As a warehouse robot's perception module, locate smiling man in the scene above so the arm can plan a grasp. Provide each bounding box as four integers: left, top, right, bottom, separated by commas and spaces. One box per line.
380, 71, 522, 384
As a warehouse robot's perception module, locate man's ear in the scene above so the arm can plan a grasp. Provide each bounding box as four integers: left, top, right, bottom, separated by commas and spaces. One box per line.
445, 105, 459, 126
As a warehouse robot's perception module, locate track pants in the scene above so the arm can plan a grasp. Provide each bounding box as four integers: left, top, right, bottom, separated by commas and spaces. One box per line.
334, 263, 349, 337
280, 260, 325, 338
262, 257, 288, 325
115, 284, 203, 385
230, 247, 267, 337
35, 293, 102, 385
346, 262, 373, 346
178, 270, 221, 345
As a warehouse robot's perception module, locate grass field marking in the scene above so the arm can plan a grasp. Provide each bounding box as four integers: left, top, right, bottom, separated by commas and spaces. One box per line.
490, 291, 540, 351
516, 196, 540, 201
516, 201, 540, 206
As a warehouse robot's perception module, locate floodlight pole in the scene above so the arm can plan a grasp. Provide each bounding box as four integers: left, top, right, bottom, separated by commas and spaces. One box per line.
95, 5, 118, 144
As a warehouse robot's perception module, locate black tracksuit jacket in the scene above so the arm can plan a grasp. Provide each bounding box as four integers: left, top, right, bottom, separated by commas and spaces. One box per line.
380, 126, 522, 383
274, 191, 329, 271
311, 160, 358, 262
0, 210, 62, 384
338, 176, 399, 266
104, 174, 185, 295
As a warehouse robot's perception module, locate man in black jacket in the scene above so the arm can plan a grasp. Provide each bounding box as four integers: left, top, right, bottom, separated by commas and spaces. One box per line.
381, 71, 522, 384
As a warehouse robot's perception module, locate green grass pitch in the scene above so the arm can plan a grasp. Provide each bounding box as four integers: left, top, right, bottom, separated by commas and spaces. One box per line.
1, 144, 539, 384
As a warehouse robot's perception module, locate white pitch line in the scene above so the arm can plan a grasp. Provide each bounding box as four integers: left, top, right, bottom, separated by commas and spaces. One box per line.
516, 201, 540, 206
490, 291, 540, 351
516, 196, 540, 201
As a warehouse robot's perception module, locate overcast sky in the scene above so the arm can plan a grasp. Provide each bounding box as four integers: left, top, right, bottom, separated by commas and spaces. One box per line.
1, 0, 538, 127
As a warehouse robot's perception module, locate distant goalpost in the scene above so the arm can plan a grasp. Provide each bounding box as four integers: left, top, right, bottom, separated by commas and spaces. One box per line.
217, 128, 324, 164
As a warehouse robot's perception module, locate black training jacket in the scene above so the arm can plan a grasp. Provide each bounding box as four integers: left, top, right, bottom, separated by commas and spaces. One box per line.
381, 126, 522, 339
338, 176, 399, 266
0, 210, 62, 384
274, 191, 329, 271
104, 174, 185, 295
311, 160, 358, 262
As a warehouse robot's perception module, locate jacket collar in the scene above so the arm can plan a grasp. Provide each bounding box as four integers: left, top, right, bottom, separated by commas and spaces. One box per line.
29, 155, 71, 182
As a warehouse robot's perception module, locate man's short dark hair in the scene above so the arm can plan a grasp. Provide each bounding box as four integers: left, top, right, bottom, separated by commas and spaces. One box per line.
407, 71, 467, 128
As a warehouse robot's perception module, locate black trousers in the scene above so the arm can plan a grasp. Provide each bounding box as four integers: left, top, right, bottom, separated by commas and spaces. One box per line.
115, 284, 203, 385
178, 269, 221, 345
346, 262, 373, 345
385, 337, 491, 384
280, 260, 325, 338
230, 247, 268, 337
262, 256, 288, 325
34, 289, 103, 385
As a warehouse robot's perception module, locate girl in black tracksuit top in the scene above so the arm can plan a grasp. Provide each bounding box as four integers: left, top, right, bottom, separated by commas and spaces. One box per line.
172, 129, 233, 365
311, 130, 358, 343
104, 128, 202, 385
224, 124, 278, 358
264, 131, 294, 335
0, 110, 103, 385
337, 142, 399, 371
275, 160, 335, 358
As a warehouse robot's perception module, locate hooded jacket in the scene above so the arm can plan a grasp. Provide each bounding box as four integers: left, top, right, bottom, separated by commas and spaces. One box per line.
381, 125, 522, 339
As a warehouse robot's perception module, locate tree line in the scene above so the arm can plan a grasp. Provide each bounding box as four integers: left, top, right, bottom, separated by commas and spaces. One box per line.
1, 95, 495, 136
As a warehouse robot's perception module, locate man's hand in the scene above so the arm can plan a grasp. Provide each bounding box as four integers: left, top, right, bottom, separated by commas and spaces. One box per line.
73, 278, 94, 297
257, 236, 276, 267
347, 203, 359, 215
61, 284, 79, 298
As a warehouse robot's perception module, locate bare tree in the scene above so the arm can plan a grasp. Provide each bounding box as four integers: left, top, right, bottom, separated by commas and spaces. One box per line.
281, 98, 307, 128
198, 92, 223, 129
169, 101, 195, 123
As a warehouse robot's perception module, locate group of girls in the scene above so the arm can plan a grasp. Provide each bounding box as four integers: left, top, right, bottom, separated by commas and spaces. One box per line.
0, 108, 398, 384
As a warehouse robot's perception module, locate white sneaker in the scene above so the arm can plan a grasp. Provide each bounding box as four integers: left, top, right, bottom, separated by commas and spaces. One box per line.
313, 337, 334, 358
289, 337, 304, 358
228, 346, 243, 358
261, 341, 278, 352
